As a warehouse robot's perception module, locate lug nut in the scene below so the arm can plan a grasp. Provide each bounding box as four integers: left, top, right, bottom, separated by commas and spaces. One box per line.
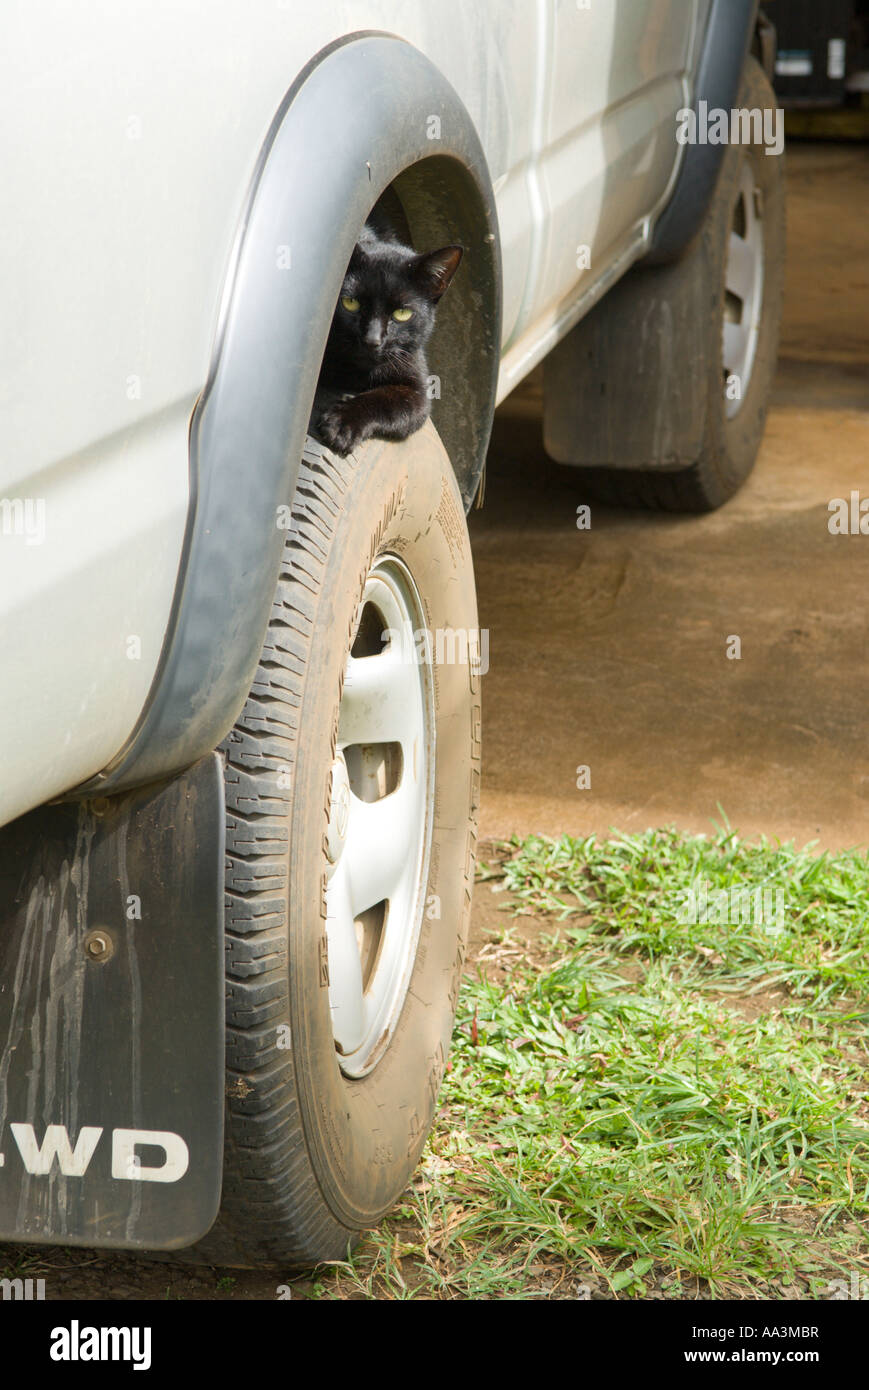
83, 930, 113, 962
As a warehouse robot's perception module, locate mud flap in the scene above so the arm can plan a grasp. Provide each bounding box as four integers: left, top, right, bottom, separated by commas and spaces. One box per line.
0, 755, 225, 1250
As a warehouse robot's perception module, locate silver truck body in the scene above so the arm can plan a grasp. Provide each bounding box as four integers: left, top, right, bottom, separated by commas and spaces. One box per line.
0, 0, 708, 828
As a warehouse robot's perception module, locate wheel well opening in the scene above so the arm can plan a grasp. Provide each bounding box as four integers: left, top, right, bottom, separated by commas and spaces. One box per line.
337, 155, 501, 510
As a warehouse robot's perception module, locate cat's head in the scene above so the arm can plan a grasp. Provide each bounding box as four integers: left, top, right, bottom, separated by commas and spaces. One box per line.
331, 234, 463, 367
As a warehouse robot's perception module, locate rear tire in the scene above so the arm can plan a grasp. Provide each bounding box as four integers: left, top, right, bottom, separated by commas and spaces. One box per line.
196, 422, 480, 1267
543, 57, 785, 512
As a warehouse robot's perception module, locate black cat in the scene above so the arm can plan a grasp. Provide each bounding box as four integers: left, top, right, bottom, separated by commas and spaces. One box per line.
312, 226, 463, 458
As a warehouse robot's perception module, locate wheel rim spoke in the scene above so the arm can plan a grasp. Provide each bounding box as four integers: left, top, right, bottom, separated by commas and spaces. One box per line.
726, 229, 755, 303
339, 651, 418, 749
344, 785, 417, 917
723, 319, 747, 377
325, 859, 366, 1056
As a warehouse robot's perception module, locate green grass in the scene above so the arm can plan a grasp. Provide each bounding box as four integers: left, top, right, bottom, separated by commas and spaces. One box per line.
305, 827, 869, 1300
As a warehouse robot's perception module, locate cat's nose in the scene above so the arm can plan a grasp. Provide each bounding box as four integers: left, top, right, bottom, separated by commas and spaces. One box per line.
364, 321, 385, 349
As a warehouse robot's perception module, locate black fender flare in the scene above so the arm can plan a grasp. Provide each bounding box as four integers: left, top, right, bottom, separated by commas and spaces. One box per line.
79, 32, 501, 795
647, 0, 760, 264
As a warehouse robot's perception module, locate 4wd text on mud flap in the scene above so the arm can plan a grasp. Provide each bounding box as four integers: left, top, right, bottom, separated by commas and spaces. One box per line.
0, 1124, 189, 1181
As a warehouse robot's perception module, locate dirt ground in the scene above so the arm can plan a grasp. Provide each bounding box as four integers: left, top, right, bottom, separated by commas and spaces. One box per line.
2, 143, 866, 1300
472, 143, 869, 850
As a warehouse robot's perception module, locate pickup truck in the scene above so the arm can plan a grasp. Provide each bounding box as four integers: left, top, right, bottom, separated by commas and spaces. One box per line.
0, 1, 783, 1267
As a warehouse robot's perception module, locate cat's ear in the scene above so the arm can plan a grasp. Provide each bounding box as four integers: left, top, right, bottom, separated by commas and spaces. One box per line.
348, 237, 372, 272
415, 246, 463, 301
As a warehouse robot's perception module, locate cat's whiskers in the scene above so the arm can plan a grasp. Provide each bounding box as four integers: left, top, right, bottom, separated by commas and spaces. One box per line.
380, 345, 413, 369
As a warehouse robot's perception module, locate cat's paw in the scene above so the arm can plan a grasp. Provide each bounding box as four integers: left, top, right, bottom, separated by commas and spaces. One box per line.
315, 402, 364, 458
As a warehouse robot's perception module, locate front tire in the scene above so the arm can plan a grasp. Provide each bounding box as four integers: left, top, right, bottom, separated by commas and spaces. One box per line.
199, 422, 480, 1267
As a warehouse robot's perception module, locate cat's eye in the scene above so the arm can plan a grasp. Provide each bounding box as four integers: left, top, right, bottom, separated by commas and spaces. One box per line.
341, 296, 360, 312
392, 307, 413, 322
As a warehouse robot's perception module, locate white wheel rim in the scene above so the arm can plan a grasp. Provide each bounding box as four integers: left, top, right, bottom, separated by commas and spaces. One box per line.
722, 161, 765, 420
324, 555, 434, 1078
